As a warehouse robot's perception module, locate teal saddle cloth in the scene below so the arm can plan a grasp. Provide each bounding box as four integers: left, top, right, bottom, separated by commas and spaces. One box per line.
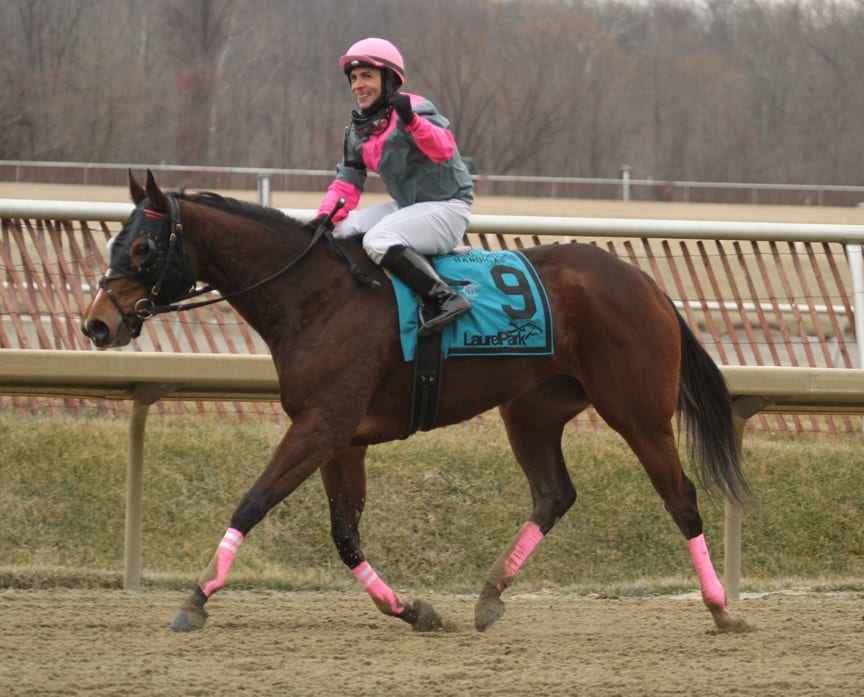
390, 248, 554, 361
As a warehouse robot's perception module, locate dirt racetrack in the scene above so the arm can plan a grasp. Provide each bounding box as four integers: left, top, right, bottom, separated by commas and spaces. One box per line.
1, 588, 861, 696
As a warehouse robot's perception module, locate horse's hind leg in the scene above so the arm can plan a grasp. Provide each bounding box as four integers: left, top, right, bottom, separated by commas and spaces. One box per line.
476, 379, 580, 631
598, 413, 747, 633
319, 445, 443, 632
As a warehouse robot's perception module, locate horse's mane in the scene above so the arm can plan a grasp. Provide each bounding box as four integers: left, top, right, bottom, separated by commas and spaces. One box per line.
177, 191, 303, 232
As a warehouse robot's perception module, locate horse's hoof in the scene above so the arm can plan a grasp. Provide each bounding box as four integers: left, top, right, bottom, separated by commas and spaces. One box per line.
709, 607, 753, 634
171, 606, 208, 632
410, 599, 444, 632
474, 595, 506, 632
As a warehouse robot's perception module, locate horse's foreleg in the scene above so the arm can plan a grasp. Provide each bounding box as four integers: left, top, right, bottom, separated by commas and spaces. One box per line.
170, 527, 244, 631
350, 562, 441, 631
320, 447, 442, 632
171, 422, 330, 633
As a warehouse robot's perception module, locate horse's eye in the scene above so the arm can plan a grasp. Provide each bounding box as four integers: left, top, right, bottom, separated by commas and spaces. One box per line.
130, 237, 157, 267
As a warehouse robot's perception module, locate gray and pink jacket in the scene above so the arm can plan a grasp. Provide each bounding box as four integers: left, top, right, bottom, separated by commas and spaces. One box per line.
317, 92, 474, 222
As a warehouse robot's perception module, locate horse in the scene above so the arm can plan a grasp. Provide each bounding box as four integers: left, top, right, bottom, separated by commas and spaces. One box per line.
82, 170, 750, 634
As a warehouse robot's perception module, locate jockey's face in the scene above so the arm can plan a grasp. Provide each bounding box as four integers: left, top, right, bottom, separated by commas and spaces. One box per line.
349, 66, 382, 112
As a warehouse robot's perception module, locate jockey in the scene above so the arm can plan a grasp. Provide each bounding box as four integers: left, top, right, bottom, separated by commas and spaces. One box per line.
312, 37, 474, 336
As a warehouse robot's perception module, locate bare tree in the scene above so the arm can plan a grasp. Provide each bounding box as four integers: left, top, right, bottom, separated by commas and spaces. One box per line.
4, 0, 864, 186
0, 0, 89, 158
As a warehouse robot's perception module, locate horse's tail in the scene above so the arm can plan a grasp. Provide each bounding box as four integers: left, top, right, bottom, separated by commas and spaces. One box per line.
675, 309, 751, 506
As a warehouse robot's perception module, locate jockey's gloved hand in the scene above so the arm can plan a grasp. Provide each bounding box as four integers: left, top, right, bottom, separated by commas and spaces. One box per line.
390, 93, 415, 126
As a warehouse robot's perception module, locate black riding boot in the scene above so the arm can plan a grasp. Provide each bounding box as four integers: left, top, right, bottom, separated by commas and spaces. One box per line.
382, 245, 472, 336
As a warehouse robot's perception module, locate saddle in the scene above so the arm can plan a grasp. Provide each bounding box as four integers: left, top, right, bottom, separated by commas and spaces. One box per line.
392, 248, 554, 436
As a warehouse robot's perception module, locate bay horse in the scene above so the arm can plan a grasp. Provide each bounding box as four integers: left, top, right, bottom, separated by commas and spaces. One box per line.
82, 171, 750, 634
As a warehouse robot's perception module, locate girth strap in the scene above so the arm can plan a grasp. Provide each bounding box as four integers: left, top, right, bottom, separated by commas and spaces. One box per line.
407, 331, 443, 435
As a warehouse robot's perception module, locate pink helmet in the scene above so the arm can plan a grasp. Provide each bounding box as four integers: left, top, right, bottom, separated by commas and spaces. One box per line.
339, 37, 405, 86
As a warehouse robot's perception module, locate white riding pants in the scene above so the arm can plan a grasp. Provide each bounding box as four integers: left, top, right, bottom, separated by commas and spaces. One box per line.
332, 199, 471, 264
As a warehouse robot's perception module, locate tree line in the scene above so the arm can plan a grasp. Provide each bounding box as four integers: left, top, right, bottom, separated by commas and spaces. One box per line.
2, 0, 863, 185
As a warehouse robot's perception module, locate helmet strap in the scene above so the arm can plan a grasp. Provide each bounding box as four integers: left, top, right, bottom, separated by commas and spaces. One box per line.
351, 101, 392, 139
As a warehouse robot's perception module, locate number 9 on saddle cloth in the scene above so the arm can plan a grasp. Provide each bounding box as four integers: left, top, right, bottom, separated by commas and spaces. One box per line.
390, 248, 554, 361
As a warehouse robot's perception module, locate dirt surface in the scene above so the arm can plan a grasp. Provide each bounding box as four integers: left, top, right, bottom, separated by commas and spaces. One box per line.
1, 588, 861, 696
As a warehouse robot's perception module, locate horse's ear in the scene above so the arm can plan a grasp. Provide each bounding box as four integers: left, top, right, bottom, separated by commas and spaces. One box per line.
144, 169, 169, 213
128, 170, 146, 204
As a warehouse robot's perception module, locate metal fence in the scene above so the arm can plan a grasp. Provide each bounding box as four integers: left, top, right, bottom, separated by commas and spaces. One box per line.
2, 198, 864, 434
4, 160, 864, 207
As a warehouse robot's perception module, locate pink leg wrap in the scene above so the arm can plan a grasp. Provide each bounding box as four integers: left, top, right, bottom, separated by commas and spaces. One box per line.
200, 528, 244, 597
352, 561, 404, 614
688, 533, 727, 611
496, 521, 545, 591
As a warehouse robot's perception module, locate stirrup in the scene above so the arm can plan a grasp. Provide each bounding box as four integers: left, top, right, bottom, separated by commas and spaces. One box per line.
418, 295, 471, 336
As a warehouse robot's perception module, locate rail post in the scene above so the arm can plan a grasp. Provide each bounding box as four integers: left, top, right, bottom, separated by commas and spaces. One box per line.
724, 412, 749, 601
124, 383, 177, 590
124, 401, 149, 591
847, 243, 864, 369
257, 174, 272, 207
620, 164, 631, 201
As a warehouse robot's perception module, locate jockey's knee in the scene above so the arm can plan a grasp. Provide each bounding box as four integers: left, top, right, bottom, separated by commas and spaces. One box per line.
362, 240, 388, 265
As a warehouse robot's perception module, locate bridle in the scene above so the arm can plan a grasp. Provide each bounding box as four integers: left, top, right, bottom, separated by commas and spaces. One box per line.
96, 194, 193, 339
97, 195, 376, 338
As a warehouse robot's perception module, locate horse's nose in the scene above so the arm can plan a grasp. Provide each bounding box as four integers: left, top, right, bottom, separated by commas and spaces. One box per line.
83, 318, 111, 347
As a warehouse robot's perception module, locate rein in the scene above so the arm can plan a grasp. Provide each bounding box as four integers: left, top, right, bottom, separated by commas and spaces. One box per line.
110, 196, 379, 325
